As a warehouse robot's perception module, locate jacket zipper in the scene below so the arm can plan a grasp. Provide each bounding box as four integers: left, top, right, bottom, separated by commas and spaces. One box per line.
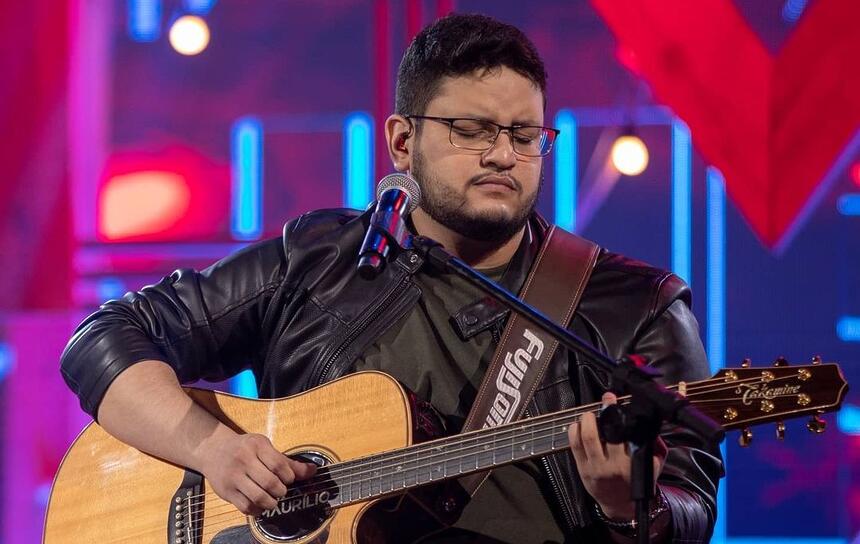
525, 407, 578, 535
313, 273, 413, 387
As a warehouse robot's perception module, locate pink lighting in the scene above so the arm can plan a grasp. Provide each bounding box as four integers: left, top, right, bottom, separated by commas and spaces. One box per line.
99, 171, 191, 240
851, 162, 860, 187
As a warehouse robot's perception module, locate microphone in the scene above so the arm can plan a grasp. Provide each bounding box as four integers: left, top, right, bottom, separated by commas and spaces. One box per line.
357, 173, 421, 280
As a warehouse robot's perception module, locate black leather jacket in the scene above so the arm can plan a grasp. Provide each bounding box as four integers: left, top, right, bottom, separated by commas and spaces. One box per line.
61, 209, 722, 542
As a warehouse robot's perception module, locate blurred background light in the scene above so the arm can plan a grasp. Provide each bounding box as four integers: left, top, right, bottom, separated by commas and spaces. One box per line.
128, 0, 162, 42
231, 117, 264, 240
851, 162, 860, 187
98, 171, 191, 240
183, 0, 217, 16
610, 134, 649, 176
0, 344, 14, 383
781, 0, 809, 23
168, 15, 210, 56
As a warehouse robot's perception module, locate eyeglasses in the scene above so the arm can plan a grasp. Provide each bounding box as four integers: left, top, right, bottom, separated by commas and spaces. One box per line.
405, 115, 560, 157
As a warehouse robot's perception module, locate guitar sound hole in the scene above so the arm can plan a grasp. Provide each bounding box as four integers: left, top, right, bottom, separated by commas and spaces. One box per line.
253, 451, 337, 542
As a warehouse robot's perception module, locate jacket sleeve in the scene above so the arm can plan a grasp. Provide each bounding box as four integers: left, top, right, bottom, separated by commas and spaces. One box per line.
60, 237, 289, 420
632, 275, 724, 542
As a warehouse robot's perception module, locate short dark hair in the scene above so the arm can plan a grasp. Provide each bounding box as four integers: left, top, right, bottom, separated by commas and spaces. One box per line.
395, 13, 548, 116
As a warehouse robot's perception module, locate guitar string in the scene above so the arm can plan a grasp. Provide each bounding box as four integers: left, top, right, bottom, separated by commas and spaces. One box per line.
185, 370, 794, 509
183, 370, 810, 532
183, 370, 807, 527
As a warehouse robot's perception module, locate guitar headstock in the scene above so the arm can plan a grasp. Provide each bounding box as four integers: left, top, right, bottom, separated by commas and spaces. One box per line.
689, 356, 848, 446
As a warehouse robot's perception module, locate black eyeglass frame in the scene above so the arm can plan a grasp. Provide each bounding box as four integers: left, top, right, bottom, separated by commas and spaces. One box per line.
404, 115, 561, 157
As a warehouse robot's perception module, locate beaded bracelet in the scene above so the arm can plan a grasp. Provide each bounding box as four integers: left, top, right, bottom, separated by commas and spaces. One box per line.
593, 487, 669, 538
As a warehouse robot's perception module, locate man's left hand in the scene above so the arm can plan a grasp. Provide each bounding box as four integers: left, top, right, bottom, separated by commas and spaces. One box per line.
568, 392, 668, 520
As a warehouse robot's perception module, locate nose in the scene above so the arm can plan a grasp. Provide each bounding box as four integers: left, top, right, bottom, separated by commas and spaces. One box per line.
481, 129, 517, 170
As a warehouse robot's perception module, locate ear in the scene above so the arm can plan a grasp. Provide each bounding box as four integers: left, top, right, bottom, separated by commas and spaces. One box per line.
384, 114, 413, 172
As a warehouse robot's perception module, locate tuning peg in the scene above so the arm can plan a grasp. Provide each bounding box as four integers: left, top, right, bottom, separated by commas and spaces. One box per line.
776, 421, 785, 440
773, 356, 789, 367
741, 358, 751, 368
738, 427, 753, 447
806, 415, 827, 434
811, 355, 822, 365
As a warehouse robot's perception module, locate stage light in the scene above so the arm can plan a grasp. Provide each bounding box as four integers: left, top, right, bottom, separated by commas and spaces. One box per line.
610, 133, 649, 176
99, 171, 191, 240
168, 15, 210, 56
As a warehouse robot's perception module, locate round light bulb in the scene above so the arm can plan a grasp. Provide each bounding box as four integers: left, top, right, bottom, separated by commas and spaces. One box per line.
610, 135, 649, 176
169, 15, 210, 56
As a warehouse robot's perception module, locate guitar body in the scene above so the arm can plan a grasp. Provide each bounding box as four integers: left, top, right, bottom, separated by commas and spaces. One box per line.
43, 372, 420, 544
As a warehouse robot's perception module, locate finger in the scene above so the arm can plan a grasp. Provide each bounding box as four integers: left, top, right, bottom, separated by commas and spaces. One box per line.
246, 458, 288, 502
568, 419, 588, 464
258, 447, 297, 487
579, 410, 607, 461
237, 473, 279, 512
288, 458, 318, 480
599, 392, 627, 459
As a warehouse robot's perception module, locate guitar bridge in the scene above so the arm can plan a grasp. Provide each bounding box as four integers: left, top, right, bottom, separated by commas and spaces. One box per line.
168, 469, 203, 544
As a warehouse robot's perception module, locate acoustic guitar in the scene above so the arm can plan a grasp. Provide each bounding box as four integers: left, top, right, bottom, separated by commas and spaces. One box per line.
42, 359, 847, 543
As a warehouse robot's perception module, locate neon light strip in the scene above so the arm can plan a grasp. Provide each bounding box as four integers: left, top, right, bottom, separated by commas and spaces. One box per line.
554, 109, 577, 232
836, 316, 860, 342
706, 168, 726, 373
706, 167, 727, 544
343, 112, 374, 209
183, 0, 216, 15
231, 117, 263, 240
671, 121, 692, 284
0, 343, 13, 383
127, 0, 161, 42
836, 194, 860, 216
231, 369, 258, 398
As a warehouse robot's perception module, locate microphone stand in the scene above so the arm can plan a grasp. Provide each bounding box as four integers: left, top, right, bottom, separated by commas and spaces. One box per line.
399, 234, 724, 543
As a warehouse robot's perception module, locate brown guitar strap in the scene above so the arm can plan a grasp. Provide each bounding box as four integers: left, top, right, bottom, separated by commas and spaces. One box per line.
458, 226, 599, 496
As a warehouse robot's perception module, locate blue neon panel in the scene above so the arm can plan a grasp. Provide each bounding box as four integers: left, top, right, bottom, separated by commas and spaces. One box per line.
343, 112, 374, 209
671, 121, 692, 285
837, 403, 860, 435
836, 316, 860, 342
128, 0, 161, 42
553, 109, 577, 232
231, 117, 264, 240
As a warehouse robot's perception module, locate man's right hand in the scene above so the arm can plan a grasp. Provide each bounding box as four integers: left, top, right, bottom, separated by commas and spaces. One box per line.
201, 432, 318, 516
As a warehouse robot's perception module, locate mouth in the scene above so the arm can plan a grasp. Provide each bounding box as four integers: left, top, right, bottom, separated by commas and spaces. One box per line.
473, 175, 518, 191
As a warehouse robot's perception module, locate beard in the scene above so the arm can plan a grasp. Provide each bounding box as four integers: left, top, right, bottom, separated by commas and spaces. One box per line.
410, 149, 541, 244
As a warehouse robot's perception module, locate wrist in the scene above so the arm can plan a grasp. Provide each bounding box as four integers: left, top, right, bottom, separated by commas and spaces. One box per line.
594, 487, 669, 540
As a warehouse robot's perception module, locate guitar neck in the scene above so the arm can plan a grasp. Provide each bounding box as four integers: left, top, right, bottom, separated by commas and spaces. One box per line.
311, 402, 590, 509
293, 362, 845, 510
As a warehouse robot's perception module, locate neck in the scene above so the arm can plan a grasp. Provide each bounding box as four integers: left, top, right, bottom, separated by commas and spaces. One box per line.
411, 209, 524, 269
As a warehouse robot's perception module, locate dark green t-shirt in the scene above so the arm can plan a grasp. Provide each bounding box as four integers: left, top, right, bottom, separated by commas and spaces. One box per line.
353, 265, 566, 544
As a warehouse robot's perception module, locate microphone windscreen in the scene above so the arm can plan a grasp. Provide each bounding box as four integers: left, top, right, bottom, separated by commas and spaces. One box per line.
375, 173, 421, 214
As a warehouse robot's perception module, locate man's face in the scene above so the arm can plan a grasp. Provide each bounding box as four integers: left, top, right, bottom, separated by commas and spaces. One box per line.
409, 66, 544, 243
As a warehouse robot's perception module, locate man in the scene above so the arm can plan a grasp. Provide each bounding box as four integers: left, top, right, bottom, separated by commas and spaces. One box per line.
61, 13, 721, 543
